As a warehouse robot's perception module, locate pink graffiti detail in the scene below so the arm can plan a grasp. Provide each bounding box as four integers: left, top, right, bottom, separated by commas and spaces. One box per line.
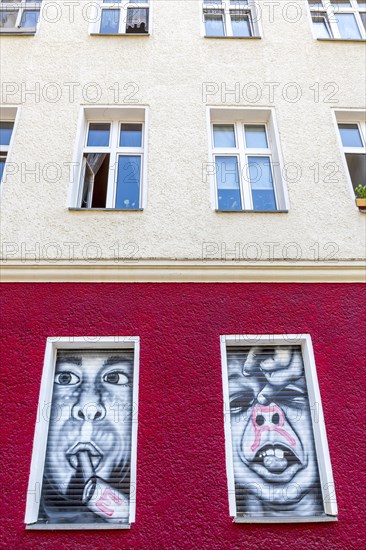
95, 487, 123, 517
250, 404, 296, 452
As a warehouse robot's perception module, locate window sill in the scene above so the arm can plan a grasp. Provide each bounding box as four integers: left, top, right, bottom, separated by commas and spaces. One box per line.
234, 515, 337, 524
0, 28, 36, 35
204, 35, 261, 39
90, 33, 150, 37
317, 38, 366, 42
68, 208, 143, 212
26, 523, 131, 530
215, 209, 288, 213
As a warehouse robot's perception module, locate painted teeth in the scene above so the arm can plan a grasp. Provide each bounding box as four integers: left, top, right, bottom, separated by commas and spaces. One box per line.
258, 446, 287, 459
275, 449, 284, 458
267, 449, 274, 456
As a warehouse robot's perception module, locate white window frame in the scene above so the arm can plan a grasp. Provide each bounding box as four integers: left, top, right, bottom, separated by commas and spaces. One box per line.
201, 0, 261, 38
69, 106, 149, 210
0, 0, 42, 34
90, 0, 151, 36
308, 0, 366, 39
0, 105, 19, 191
220, 334, 338, 522
207, 107, 288, 212
24, 336, 140, 530
332, 109, 366, 203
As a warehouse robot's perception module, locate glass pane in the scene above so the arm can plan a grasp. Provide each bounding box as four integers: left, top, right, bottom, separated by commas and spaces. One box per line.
345, 153, 366, 190
230, 1, 249, 5
120, 124, 142, 147
248, 156, 277, 211
0, 122, 14, 146
336, 13, 361, 38
87, 123, 111, 147
205, 13, 225, 36
215, 156, 242, 211
338, 124, 363, 147
331, 0, 351, 7
126, 8, 148, 33
245, 125, 268, 148
213, 125, 236, 148
20, 9, 39, 28
231, 13, 251, 37
313, 16, 331, 37
0, 157, 6, 182
0, 10, 17, 28
360, 12, 366, 31
116, 155, 141, 209
100, 9, 120, 34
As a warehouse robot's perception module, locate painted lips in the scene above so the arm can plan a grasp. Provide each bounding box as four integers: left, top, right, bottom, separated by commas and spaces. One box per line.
66, 442, 103, 470
253, 444, 300, 474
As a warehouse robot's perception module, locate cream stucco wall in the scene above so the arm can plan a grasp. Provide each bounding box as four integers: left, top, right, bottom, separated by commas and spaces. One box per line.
1, 0, 365, 265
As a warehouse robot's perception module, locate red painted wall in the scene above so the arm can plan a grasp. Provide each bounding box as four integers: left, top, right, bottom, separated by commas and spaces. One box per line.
1, 283, 365, 549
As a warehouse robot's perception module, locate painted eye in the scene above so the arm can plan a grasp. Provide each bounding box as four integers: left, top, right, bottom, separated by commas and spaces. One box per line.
103, 371, 129, 385
55, 371, 80, 385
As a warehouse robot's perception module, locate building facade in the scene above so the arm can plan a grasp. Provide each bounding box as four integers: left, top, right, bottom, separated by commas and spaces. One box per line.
1, 1, 365, 548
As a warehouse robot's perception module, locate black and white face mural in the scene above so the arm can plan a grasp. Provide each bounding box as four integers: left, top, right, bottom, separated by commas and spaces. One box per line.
38, 350, 135, 524
227, 345, 324, 518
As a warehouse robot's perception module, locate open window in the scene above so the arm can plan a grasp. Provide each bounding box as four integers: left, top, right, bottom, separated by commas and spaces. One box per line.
25, 337, 140, 529
308, 1, 366, 39
0, 0, 42, 34
91, 0, 150, 35
70, 107, 148, 210
220, 334, 338, 522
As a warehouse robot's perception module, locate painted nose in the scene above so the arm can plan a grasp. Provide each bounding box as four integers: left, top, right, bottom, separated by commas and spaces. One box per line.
255, 411, 281, 426
253, 404, 284, 427
72, 393, 106, 421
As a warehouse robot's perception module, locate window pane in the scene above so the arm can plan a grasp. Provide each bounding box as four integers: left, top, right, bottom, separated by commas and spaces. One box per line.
215, 156, 242, 211
0, 10, 17, 28
331, 0, 351, 7
336, 13, 361, 38
126, 8, 148, 33
20, 9, 39, 28
213, 125, 236, 148
338, 124, 363, 147
248, 156, 277, 211
231, 13, 251, 37
87, 123, 111, 147
0, 122, 14, 146
0, 157, 6, 182
100, 9, 120, 34
345, 153, 366, 190
312, 16, 331, 37
360, 12, 366, 31
245, 125, 268, 148
120, 124, 143, 147
116, 155, 141, 209
205, 12, 225, 36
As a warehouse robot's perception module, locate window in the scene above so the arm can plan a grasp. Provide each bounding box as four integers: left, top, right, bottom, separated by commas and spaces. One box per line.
308, 1, 366, 39
71, 107, 148, 210
221, 334, 338, 522
0, 107, 17, 186
0, 0, 42, 33
208, 108, 287, 212
202, 0, 260, 38
25, 337, 140, 529
93, 0, 150, 35
335, 111, 366, 200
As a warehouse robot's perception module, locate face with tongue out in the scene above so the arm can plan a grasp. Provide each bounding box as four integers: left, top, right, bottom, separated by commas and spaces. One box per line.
44, 352, 134, 501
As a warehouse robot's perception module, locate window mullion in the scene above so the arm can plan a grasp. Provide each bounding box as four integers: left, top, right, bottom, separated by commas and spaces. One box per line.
106, 121, 118, 208
225, 9, 233, 36
121, 4, 128, 34
237, 123, 251, 210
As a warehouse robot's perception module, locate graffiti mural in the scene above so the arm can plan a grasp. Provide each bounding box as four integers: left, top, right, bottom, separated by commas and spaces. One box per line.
37, 350, 135, 524
227, 345, 325, 518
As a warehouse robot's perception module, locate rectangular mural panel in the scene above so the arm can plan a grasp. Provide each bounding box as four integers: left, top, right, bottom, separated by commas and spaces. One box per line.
26, 342, 138, 527
222, 338, 337, 520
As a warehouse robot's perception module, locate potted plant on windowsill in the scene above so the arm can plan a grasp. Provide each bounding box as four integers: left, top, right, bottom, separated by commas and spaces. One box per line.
354, 185, 366, 210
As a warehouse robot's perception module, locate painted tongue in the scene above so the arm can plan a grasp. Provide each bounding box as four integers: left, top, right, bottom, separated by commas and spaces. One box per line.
263, 455, 288, 473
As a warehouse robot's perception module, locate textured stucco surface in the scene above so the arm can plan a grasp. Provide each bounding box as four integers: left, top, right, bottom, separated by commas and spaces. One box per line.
0, 1, 366, 262
1, 282, 365, 549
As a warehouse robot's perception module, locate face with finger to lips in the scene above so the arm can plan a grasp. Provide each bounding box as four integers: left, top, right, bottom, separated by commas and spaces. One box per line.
44, 351, 134, 501
229, 347, 321, 513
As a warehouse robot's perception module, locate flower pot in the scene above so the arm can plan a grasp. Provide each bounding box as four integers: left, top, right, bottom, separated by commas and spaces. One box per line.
356, 198, 366, 210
